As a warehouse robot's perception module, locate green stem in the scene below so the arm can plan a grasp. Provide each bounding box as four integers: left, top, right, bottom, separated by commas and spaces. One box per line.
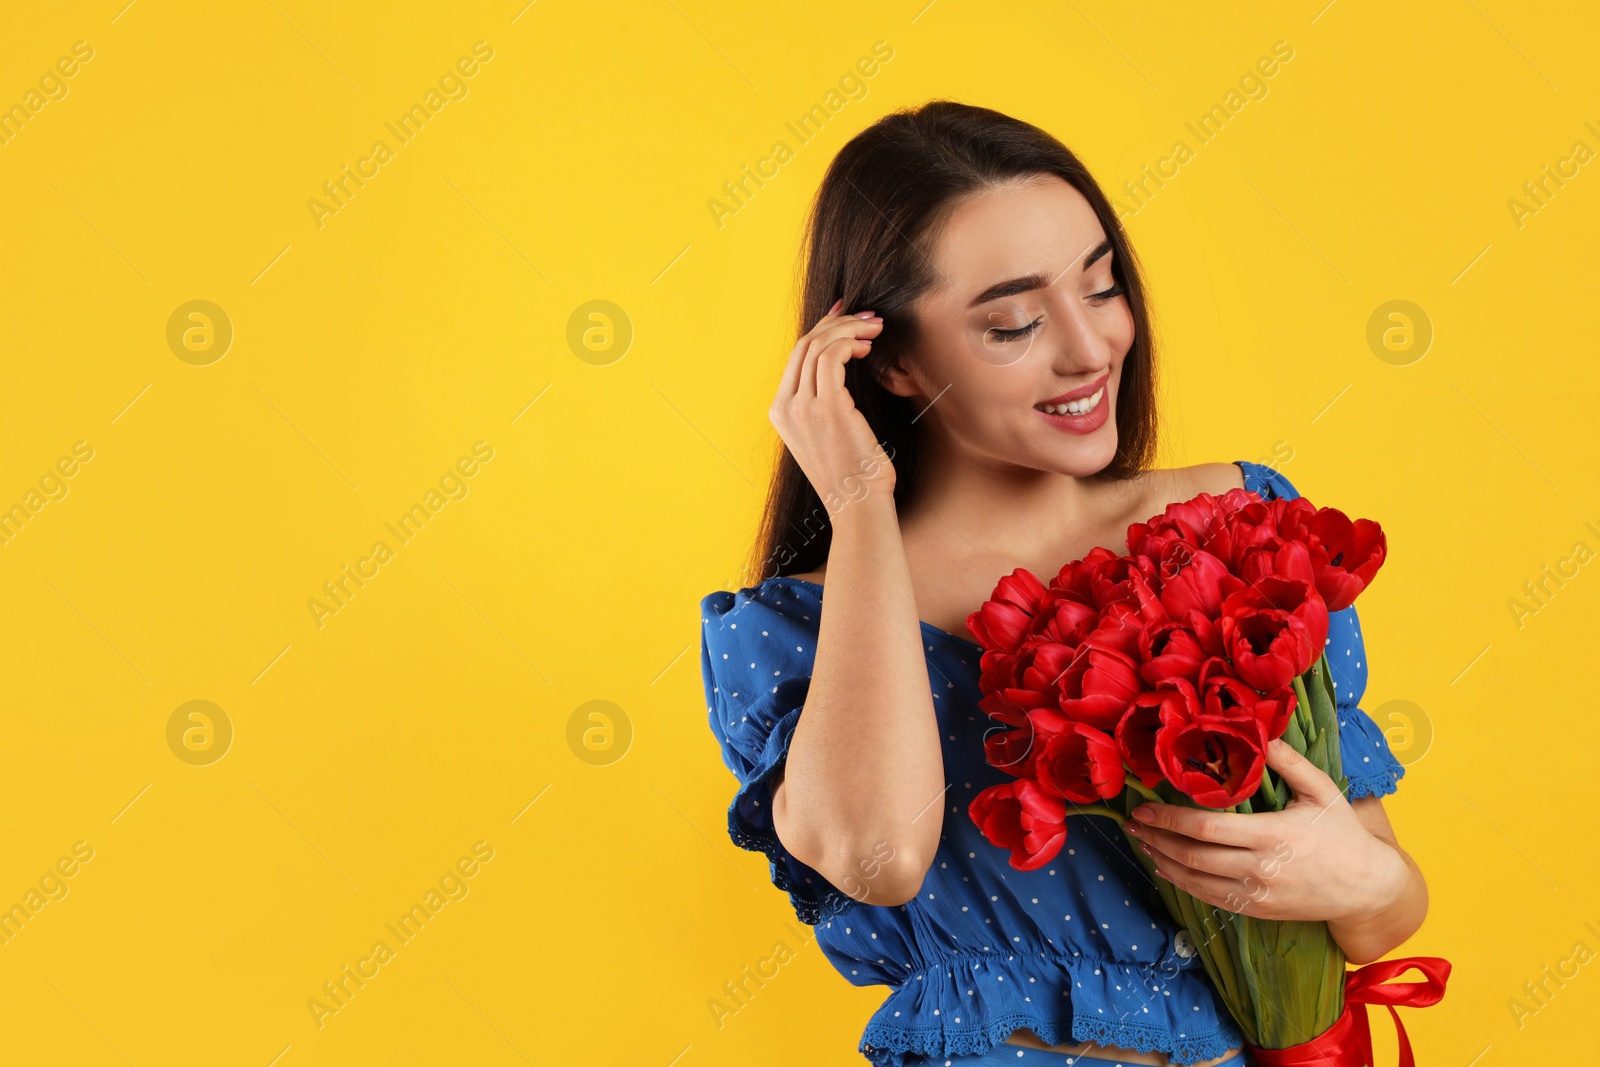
1064, 804, 1127, 825
1289, 675, 1314, 745
1121, 772, 1163, 805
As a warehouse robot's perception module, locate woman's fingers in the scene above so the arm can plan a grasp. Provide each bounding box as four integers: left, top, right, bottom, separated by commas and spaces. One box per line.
807, 335, 873, 399
777, 334, 810, 399
1130, 822, 1258, 881
820, 333, 874, 398
799, 316, 882, 398
778, 301, 848, 399
1146, 850, 1264, 915
799, 327, 869, 399
1130, 803, 1267, 849
798, 334, 825, 399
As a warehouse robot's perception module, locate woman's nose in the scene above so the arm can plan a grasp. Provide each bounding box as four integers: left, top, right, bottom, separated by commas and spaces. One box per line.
1048, 295, 1113, 373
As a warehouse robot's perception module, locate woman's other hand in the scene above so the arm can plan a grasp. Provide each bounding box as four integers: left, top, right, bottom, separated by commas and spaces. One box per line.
1122, 738, 1426, 963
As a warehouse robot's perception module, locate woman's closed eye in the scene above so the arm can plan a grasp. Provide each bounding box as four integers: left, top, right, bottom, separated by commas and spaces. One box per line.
987, 316, 1042, 343
985, 284, 1125, 343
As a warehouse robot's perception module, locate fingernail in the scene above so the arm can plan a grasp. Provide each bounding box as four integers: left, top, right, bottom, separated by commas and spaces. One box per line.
1124, 821, 1140, 836
866, 315, 883, 322
1139, 842, 1154, 857
854, 310, 876, 319
830, 298, 843, 310
1132, 805, 1154, 822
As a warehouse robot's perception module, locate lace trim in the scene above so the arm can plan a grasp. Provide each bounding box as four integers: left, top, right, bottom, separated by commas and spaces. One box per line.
725, 808, 859, 926
860, 1008, 1245, 1067
1336, 707, 1406, 800
1345, 764, 1403, 800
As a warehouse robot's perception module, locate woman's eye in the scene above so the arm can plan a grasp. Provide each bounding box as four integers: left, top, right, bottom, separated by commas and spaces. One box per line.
988, 317, 1042, 342
1090, 283, 1126, 302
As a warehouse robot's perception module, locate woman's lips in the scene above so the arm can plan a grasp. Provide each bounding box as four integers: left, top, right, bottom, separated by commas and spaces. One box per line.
1035, 370, 1111, 407
1033, 383, 1110, 434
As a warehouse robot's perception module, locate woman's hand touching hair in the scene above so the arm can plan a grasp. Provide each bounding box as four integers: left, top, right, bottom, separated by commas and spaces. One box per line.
769, 298, 896, 513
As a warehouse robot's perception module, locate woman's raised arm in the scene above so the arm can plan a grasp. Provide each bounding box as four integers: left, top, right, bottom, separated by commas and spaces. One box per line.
766, 301, 945, 907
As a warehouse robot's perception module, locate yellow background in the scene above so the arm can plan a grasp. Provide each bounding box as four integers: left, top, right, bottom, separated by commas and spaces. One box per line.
1, 1, 1595, 1063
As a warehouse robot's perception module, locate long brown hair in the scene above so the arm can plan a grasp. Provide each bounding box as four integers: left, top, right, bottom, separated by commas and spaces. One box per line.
744, 100, 1160, 588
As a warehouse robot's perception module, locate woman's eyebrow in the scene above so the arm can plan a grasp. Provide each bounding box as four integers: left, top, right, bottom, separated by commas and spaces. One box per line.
967, 239, 1115, 308
1082, 237, 1113, 270
968, 272, 1050, 307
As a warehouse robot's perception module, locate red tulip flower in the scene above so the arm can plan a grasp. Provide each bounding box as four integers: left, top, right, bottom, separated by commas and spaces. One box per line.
968, 778, 1068, 871
1118, 680, 1201, 788
1153, 716, 1269, 808
966, 567, 1050, 653
1034, 720, 1126, 803
1307, 508, 1387, 612
1053, 645, 1143, 731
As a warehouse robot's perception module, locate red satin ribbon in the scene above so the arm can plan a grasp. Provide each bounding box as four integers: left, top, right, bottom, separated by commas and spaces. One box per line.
1247, 956, 1451, 1067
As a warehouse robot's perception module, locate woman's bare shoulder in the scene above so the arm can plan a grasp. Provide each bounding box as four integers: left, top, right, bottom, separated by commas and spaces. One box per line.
1182, 460, 1248, 496
1126, 461, 1247, 521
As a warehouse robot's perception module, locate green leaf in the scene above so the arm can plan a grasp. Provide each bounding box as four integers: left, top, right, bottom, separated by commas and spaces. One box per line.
1300, 653, 1345, 785
1257, 768, 1282, 811
1282, 713, 1306, 752
1305, 726, 1327, 771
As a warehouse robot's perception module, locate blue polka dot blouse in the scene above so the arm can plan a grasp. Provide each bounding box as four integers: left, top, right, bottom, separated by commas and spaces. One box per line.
698, 460, 1407, 1067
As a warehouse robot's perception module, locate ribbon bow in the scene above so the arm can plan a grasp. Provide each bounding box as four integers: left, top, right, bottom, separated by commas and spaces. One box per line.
1248, 956, 1451, 1067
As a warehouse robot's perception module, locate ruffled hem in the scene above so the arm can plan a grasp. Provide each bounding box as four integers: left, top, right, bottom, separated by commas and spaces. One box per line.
1336, 704, 1408, 801
856, 951, 1246, 1067
704, 586, 857, 925
725, 810, 860, 926
1344, 765, 1403, 799
724, 697, 862, 926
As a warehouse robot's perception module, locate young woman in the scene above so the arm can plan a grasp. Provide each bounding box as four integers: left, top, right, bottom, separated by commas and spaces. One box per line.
699, 101, 1426, 1067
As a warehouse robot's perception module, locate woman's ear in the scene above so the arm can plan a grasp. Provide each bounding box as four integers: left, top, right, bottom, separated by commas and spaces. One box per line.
873, 352, 922, 400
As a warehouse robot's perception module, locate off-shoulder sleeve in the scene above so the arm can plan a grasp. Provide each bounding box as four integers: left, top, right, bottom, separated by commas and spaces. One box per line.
1236, 460, 1407, 800
1236, 458, 1301, 503
699, 585, 860, 925
1325, 604, 1407, 798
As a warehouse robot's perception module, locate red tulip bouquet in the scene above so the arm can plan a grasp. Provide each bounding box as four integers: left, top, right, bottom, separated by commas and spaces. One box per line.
964, 485, 1447, 1066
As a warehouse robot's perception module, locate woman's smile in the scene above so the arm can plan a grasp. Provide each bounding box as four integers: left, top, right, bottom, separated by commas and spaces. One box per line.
1033, 370, 1112, 433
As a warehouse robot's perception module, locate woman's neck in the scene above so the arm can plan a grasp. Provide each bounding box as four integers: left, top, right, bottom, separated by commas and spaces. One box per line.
896, 426, 1140, 566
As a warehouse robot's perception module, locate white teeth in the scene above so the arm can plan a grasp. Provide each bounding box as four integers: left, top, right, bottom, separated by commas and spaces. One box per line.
1036, 386, 1104, 416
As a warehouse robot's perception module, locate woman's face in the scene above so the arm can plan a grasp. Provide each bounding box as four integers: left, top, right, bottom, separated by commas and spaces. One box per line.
884, 174, 1136, 477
